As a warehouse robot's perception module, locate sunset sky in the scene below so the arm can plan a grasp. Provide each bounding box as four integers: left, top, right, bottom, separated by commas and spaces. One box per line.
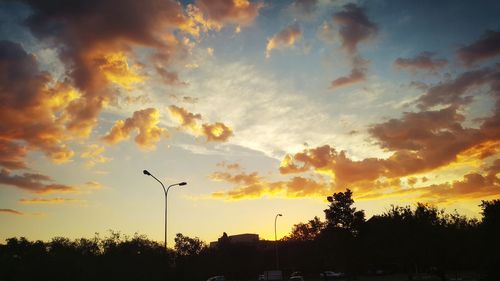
0, 0, 499, 245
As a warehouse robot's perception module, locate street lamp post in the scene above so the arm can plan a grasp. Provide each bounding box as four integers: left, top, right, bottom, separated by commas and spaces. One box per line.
275, 213, 283, 270
143, 170, 187, 251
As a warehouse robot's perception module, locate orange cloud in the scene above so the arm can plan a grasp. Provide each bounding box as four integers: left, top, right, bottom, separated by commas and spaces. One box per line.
168, 105, 202, 132
0, 41, 77, 165
210, 171, 260, 185
80, 144, 111, 168
0, 209, 23, 216
394, 51, 448, 73
102, 108, 168, 150
95, 52, 144, 90
19, 198, 81, 205
285, 64, 500, 202
457, 30, 500, 67
0, 169, 76, 194
168, 106, 234, 142
197, 0, 264, 27
0, 139, 28, 170
20, 0, 197, 139
211, 175, 331, 200
266, 23, 302, 58
202, 122, 233, 142
210, 165, 331, 200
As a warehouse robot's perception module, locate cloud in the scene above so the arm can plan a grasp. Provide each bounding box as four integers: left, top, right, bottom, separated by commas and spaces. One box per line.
0, 169, 76, 194
156, 67, 186, 86
0, 40, 77, 165
19, 198, 81, 205
196, 0, 264, 27
394, 51, 448, 73
202, 122, 234, 142
95, 52, 144, 90
333, 3, 378, 54
102, 108, 168, 150
317, 20, 335, 43
330, 58, 366, 89
168, 105, 202, 132
210, 170, 260, 185
330, 3, 377, 88
457, 30, 500, 67
0, 209, 23, 215
362, 160, 500, 203
18, 0, 196, 137
266, 23, 302, 58
210, 166, 331, 199
80, 144, 111, 168
84, 181, 105, 190
281, 64, 500, 201
168, 105, 234, 142
289, 0, 319, 20
212, 176, 331, 200
417, 65, 499, 109
0, 139, 28, 170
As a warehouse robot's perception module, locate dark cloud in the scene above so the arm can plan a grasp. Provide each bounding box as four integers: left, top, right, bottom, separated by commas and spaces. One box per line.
0, 208, 23, 215
457, 30, 500, 67
330, 4, 377, 89
330, 59, 366, 89
0, 139, 28, 170
417, 65, 499, 109
0, 169, 76, 194
0, 40, 74, 165
333, 3, 377, 54
394, 51, 448, 73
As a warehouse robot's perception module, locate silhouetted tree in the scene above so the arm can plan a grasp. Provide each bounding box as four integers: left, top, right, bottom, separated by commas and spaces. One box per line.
324, 189, 365, 233
174, 233, 207, 256
480, 199, 500, 279
285, 216, 325, 241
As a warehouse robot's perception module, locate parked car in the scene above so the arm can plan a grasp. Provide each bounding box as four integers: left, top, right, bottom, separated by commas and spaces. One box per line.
207, 276, 225, 281
320, 271, 345, 280
289, 276, 305, 281
261, 270, 283, 280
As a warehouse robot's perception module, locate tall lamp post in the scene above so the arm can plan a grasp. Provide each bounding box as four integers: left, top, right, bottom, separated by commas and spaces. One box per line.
143, 169, 187, 251
275, 213, 283, 270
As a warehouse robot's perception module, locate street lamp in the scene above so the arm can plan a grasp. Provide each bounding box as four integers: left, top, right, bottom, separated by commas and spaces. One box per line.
275, 213, 283, 270
143, 169, 187, 251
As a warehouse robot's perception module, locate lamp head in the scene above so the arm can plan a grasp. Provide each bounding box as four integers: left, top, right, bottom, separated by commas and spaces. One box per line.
143, 170, 151, 176
179, 182, 187, 186
278, 213, 283, 216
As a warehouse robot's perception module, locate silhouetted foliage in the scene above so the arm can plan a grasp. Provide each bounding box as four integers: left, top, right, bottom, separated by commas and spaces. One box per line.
1, 197, 499, 281
285, 216, 325, 241
174, 233, 207, 256
324, 189, 365, 233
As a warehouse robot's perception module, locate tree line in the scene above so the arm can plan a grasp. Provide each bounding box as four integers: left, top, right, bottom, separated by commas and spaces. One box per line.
1, 189, 499, 281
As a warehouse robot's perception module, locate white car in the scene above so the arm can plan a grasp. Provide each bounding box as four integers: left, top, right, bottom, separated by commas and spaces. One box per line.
320, 271, 345, 278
